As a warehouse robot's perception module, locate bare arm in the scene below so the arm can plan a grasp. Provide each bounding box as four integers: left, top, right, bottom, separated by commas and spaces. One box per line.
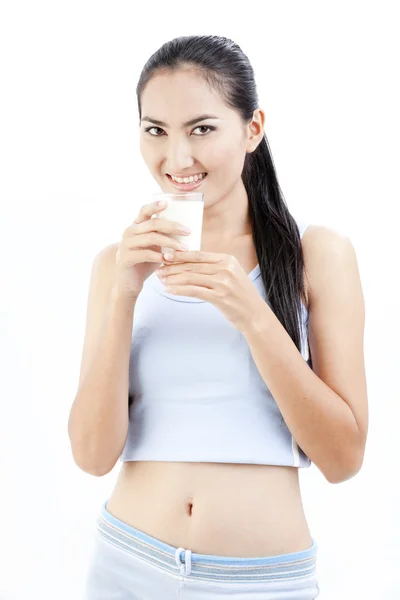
242, 226, 368, 484
67, 244, 136, 476
67, 199, 190, 476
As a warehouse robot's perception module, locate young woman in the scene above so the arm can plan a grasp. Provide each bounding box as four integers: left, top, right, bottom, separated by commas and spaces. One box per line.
68, 35, 368, 599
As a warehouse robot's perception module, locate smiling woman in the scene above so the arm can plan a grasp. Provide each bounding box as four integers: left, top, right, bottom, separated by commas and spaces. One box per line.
67, 34, 368, 600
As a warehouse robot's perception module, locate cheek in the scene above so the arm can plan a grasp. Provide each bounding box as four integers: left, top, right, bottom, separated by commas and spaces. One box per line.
206, 136, 246, 174
140, 139, 161, 172
139, 138, 150, 163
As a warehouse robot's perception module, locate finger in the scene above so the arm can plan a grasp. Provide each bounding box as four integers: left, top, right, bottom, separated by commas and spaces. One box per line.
160, 272, 214, 288
164, 285, 211, 301
158, 263, 218, 277
129, 248, 164, 263
129, 233, 189, 252
163, 250, 225, 263
136, 217, 191, 237
134, 200, 167, 225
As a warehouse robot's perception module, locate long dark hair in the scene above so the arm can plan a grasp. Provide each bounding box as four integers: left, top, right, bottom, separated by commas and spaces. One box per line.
136, 35, 308, 353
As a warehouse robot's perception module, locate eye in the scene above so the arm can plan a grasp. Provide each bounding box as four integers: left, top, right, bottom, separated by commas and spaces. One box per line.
145, 126, 165, 136
192, 125, 215, 136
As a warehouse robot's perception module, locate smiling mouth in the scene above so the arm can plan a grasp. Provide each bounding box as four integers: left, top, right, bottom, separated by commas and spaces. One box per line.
167, 173, 207, 184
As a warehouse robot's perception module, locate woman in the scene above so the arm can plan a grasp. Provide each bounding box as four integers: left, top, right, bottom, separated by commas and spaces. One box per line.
68, 35, 368, 599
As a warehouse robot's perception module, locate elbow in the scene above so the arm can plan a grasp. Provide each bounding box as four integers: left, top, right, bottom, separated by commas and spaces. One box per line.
68, 422, 120, 477
73, 454, 116, 477
324, 463, 361, 484
323, 444, 366, 485
69, 440, 117, 477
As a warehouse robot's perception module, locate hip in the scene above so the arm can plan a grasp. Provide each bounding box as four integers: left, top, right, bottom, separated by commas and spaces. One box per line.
85, 501, 319, 599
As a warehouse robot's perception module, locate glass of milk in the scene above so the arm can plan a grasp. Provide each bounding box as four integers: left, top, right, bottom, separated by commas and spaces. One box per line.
152, 192, 204, 254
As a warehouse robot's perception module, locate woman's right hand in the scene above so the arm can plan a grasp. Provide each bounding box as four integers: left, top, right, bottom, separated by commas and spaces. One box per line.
113, 199, 191, 298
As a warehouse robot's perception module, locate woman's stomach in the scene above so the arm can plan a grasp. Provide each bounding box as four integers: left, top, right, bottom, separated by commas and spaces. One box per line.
104, 461, 312, 557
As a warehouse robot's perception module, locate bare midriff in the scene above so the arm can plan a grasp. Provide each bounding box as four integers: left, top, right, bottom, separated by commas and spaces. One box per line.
105, 461, 312, 557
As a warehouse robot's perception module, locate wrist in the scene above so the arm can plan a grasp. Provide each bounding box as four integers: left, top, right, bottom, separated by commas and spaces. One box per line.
110, 283, 139, 305
242, 299, 273, 338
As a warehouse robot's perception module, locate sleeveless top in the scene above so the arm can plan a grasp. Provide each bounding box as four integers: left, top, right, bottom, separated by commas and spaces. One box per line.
119, 220, 312, 468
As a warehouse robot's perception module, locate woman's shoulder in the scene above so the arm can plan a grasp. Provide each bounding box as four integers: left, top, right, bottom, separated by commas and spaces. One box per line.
295, 219, 353, 307
299, 221, 354, 274
293, 213, 349, 244
299, 222, 351, 251
299, 222, 356, 306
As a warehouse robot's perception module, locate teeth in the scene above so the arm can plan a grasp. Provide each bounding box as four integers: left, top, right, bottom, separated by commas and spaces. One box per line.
170, 173, 206, 184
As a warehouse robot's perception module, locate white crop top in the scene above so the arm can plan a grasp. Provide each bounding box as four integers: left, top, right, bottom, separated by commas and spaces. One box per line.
119, 221, 312, 468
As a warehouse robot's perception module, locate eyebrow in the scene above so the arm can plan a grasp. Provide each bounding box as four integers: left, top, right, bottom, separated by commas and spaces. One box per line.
141, 115, 219, 128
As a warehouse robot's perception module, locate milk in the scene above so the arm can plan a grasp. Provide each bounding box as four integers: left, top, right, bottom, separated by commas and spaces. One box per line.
153, 193, 204, 254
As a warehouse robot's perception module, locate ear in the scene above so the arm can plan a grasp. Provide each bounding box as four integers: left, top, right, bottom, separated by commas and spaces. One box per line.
246, 108, 265, 153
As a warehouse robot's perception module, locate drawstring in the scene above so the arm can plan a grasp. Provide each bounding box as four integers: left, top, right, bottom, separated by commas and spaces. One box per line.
175, 546, 192, 576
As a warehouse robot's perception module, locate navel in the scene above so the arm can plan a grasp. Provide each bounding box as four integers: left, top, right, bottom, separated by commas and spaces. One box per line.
186, 497, 194, 516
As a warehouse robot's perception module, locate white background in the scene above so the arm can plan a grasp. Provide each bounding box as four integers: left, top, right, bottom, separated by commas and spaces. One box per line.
1, 1, 399, 598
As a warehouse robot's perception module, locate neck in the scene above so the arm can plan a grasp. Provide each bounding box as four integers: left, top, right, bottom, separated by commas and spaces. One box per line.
202, 179, 252, 242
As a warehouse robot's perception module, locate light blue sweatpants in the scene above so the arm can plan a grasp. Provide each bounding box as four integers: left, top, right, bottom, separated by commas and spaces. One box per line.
84, 500, 320, 599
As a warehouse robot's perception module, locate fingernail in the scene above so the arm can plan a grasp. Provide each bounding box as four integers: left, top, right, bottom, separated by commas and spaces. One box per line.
164, 253, 174, 260
180, 243, 190, 250
178, 225, 191, 234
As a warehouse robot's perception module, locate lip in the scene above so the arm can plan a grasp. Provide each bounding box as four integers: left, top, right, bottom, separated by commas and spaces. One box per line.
166, 173, 207, 192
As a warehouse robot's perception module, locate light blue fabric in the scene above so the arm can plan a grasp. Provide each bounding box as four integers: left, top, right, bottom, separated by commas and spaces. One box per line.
120, 220, 311, 468
84, 501, 320, 599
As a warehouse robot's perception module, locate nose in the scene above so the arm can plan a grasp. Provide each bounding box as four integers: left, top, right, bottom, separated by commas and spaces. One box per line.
164, 137, 195, 173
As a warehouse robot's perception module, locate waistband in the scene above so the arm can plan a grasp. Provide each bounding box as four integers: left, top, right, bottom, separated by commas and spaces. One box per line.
96, 500, 318, 583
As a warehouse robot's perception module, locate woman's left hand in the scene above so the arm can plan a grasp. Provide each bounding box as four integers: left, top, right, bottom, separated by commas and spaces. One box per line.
156, 250, 267, 332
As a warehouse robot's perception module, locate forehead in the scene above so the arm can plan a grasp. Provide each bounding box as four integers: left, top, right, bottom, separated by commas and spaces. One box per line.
140, 68, 234, 123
